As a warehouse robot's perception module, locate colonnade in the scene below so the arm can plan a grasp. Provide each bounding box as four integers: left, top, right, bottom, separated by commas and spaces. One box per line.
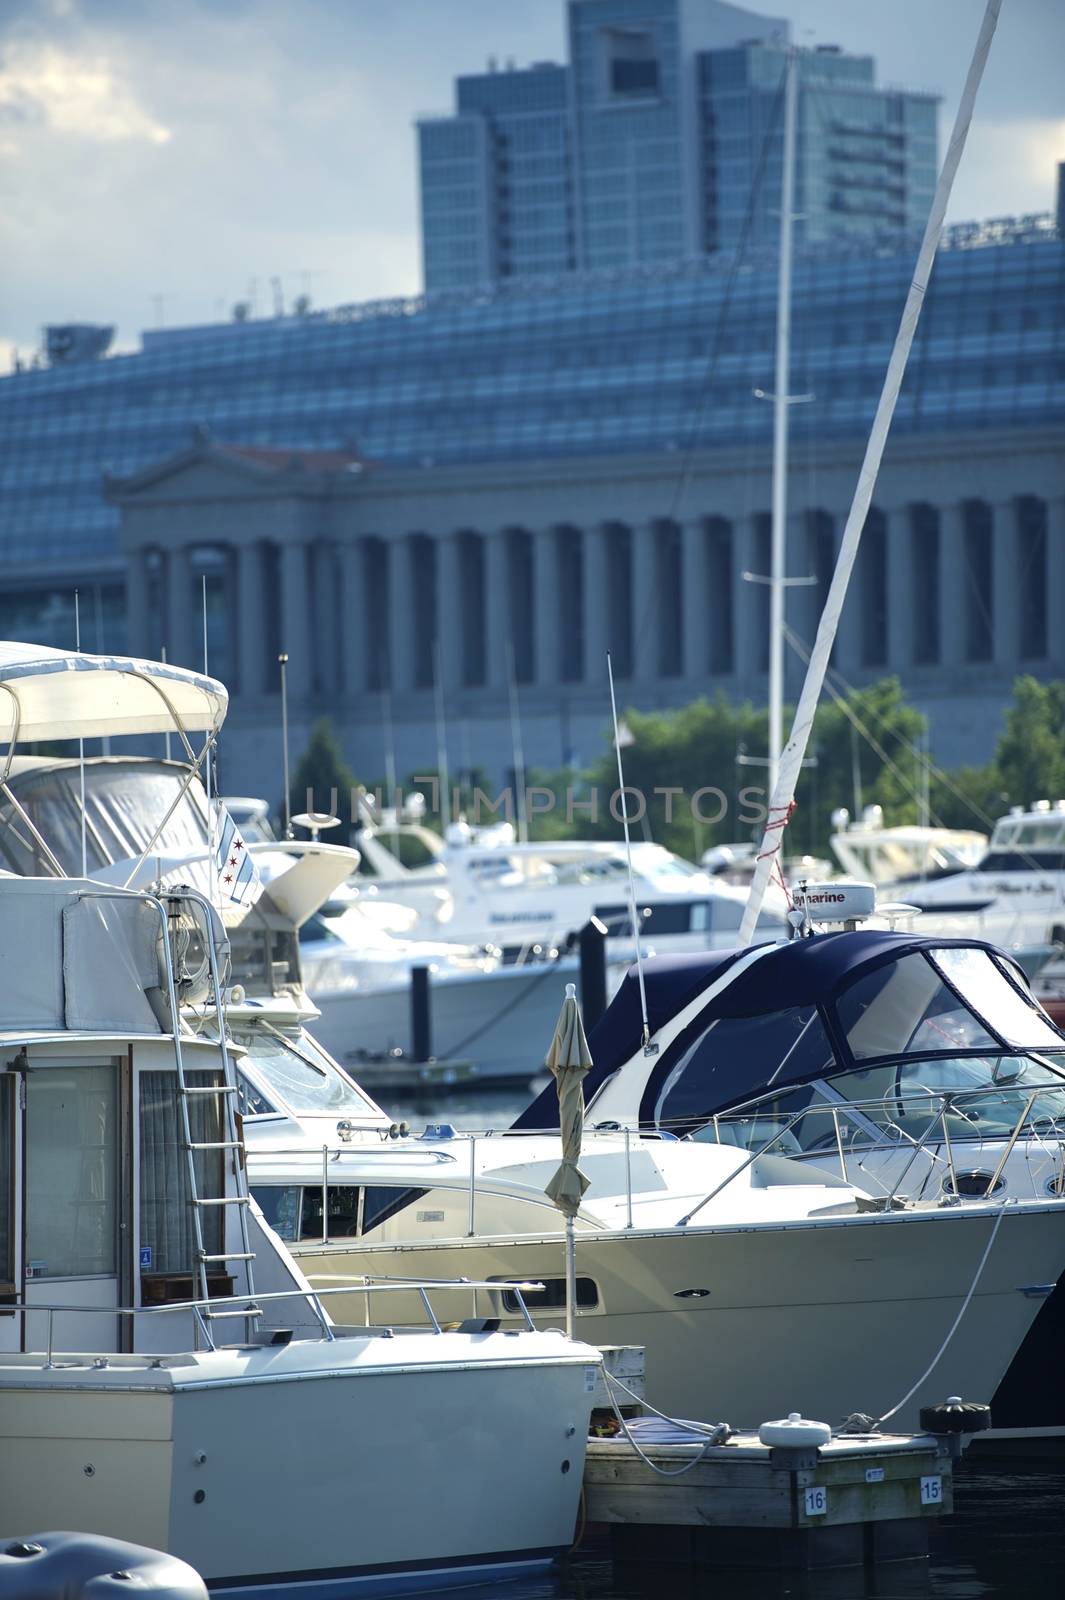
125, 495, 1065, 700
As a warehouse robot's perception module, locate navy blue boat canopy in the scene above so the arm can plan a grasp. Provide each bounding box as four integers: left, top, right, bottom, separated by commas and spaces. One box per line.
514, 931, 1064, 1133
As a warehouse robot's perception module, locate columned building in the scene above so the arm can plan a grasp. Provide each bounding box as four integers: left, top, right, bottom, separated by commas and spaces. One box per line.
108, 423, 1065, 796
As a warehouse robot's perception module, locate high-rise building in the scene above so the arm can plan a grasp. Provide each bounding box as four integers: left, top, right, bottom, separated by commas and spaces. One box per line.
417, 0, 938, 292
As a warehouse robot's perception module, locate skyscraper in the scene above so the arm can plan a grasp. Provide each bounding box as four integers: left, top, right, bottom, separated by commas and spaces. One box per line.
417, 0, 938, 291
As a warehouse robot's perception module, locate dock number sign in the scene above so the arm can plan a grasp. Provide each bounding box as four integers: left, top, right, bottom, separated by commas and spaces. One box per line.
804, 1485, 828, 1517
920, 1475, 943, 1506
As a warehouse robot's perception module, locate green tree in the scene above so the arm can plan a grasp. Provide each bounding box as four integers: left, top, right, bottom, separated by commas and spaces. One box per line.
992, 677, 1065, 807
287, 718, 358, 835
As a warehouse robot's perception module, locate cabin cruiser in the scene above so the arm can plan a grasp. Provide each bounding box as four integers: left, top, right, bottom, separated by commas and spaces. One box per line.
0, 643, 601, 1593
241, 946, 1065, 1434
830, 805, 987, 888
522, 884, 1065, 1445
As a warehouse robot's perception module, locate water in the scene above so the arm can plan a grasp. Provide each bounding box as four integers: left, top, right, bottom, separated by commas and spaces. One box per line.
366, 1088, 1064, 1600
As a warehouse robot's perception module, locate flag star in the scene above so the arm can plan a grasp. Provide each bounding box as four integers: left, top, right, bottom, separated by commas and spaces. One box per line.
223, 874, 234, 884
229, 855, 238, 867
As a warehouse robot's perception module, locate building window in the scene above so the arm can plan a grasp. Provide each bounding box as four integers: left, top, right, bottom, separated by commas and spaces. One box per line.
558, 528, 584, 684
606, 524, 634, 680
601, 27, 660, 99
507, 532, 535, 685
657, 521, 683, 678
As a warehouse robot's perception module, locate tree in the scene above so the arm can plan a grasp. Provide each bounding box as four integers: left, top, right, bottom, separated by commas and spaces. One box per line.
286, 719, 358, 836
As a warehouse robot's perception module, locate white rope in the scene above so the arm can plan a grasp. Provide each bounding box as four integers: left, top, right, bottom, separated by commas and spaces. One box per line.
877, 1200, 1009, 1427
602, 1369, 730, 1478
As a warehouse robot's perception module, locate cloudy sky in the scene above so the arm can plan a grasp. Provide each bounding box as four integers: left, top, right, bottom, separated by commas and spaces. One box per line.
1, 0, 1062, 364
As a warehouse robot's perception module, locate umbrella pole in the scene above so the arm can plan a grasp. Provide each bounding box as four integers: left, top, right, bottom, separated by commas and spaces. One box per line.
565, 1215, 577, 1341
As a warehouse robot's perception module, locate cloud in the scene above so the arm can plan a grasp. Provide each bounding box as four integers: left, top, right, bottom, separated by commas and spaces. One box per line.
950, 116, 1065, 220
0, 39, 170, 145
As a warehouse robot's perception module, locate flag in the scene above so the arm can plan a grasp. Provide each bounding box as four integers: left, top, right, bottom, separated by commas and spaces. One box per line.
214, 804, 261, 907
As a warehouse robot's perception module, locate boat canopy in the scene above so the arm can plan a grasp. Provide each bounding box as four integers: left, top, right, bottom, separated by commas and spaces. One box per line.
515, 931, 1065, 1134
0, 643, 227, 745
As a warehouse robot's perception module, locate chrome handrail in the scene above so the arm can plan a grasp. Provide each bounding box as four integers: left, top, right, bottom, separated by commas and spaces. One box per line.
8, 1276, 548, 1364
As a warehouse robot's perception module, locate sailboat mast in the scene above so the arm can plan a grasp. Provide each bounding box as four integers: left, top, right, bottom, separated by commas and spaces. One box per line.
739, 0, 1003, 945
768, 45, 798, 797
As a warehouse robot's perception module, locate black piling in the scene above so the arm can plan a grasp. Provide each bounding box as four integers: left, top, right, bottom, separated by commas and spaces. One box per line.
579, 915, 609, 1030
411, 965, 432, 1062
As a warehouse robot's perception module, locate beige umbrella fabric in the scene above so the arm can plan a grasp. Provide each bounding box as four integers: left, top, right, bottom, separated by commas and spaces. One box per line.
544, 982, 594, 1218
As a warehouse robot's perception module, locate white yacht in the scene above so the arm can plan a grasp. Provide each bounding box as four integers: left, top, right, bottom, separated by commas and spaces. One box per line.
830, 805, 987, 888
350, 805, 789, 956
0, 644, 601, 1594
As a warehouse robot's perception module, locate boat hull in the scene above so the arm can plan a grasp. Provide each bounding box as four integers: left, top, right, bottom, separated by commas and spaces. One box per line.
294, 1203, 1065, 1435
0, 1334, 595, 1592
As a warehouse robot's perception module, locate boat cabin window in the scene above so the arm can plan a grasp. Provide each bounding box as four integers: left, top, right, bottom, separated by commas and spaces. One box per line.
501, 1277, 599, 1313
25, 1064, 117, 1279
837, 949, 1061, 1061
234, 1072, 279, 1119
652, 1007, 836, 1134
229, 1027, 377, 1117
139, 1070, 223, 1281
252, 1183, 428, 1242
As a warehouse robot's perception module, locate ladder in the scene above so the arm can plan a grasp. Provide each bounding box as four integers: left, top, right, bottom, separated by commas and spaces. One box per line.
165, 895, 260, 1345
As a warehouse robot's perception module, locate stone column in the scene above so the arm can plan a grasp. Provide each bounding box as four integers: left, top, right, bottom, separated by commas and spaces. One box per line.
387, 534, 414, 694
681, 518, 709, 681
885, 506, 913, 673
1047, 499, 1065, 674
165, 545, 193, 669
236, 541, 266, 698
311, 541, 340, 696
938, 502, 966, 667
583, 524, 610, 686
731, 514, 760, 685
437, 532, 466, 689
124, 547, 152, 661
631, 520, 659, 682
483, 529, 510, 690
992, 499, 1020, 668
279, 540, 313, 698
534, 527, 560, 688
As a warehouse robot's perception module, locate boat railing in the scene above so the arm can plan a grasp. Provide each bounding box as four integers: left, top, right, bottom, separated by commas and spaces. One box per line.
678, 1079, 1065, 1224
8, 1277, 546, 1364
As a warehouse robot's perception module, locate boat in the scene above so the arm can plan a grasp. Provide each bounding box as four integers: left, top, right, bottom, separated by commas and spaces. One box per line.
0, 643, 601, 1594
829, 805, 988, 888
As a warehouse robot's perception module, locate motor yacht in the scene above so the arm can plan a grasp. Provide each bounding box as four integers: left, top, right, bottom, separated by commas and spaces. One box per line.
0, 643, 601, 1593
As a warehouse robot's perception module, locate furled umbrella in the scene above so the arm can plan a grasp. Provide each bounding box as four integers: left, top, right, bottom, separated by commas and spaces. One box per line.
544, 981, 594, 1338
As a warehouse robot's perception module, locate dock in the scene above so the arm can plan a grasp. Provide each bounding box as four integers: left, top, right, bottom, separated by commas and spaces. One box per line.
584, 1426, 956, 1569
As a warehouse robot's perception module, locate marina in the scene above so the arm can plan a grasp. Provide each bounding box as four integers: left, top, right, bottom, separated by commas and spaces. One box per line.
2, 0, 1064, 1592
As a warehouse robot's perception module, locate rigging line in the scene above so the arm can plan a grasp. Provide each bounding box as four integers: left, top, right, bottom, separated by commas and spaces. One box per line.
626, 67, 789, 661
782, 623, 954, 829
783, 620, 1002, 838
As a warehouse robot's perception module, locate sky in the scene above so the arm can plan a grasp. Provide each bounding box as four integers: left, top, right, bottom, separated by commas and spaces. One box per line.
0, 0, 1062, 365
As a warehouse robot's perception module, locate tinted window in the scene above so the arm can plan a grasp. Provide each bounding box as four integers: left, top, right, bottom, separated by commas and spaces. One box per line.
651, 1007, 837, 1132
253, 1185, 301, 1242
837, 953, 996, 1060
501, 1277, 599, 1313
362, 1186, 428, 1233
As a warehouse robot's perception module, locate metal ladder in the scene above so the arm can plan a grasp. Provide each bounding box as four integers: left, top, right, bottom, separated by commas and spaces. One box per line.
164, 893, 260, 1344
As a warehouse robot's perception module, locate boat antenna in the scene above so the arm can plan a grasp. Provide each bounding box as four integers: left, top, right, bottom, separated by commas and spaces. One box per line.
279, 652, 292, 838
739, 0, 1003, 945
433, 639, 451, 832
506, 639, 529, 843
75, 589, 87, 877
607, 653, 654, 1053
202, 573, 218, 905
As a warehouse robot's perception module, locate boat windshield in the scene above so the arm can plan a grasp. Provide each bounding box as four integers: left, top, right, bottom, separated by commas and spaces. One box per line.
838, 948, 1062, 1060
229, 1025, 378, 1117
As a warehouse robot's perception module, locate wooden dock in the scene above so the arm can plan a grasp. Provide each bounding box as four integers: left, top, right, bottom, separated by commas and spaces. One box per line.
584, 1428, 954, 1569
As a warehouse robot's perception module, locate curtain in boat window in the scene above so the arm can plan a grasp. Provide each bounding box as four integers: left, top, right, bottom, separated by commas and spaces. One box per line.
138, 1071, 223, 1276
25, 1065, 116, 1278
0, 1078, 12, 1286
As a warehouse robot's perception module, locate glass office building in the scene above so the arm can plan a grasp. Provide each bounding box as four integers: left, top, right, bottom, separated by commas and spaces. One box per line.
418, 0, 938, 291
